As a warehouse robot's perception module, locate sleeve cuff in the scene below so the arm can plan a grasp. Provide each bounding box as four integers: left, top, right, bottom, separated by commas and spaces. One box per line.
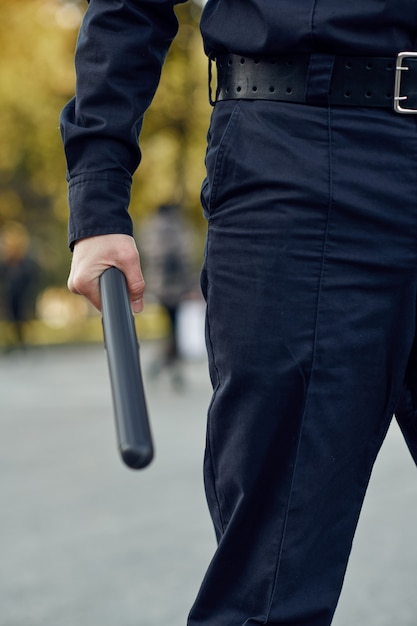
67, 172, 134, 250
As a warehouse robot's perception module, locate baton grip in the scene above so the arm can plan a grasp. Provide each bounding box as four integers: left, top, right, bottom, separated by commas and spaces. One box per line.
100, 266, 153, 469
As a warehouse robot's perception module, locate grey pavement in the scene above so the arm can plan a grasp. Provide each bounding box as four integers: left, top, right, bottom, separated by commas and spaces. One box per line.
0, 343, 417, 626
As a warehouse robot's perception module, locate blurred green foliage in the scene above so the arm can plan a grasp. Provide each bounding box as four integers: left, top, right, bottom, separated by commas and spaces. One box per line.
0, 0, 211, 291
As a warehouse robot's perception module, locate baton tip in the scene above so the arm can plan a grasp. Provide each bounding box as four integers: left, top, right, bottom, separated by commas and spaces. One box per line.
120, 444, 153, 470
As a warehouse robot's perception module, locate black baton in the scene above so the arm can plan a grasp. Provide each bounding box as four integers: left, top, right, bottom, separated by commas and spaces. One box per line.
100, 266, 153, 469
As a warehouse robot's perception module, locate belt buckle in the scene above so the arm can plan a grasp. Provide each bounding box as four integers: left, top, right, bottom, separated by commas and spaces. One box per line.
394, 51, 417, 113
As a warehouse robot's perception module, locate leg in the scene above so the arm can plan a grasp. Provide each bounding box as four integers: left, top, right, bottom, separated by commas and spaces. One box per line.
395, 330, 417, 463
188, 101, 417, 626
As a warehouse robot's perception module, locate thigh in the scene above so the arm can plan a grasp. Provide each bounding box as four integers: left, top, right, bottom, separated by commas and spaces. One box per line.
201, 100, 336, 530
202, 101, 417, 514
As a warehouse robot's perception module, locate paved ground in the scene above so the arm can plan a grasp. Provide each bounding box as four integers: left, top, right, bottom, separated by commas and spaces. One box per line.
0, 343, 417, 626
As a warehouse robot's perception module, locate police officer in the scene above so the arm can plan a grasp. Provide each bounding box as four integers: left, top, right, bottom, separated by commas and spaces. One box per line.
61, 1, 417, 624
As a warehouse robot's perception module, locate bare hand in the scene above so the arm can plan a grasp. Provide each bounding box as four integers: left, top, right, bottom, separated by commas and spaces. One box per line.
68, 234, 145, 312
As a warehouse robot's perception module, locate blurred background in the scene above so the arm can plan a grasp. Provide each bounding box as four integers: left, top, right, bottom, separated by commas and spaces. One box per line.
0, 0, 210, 351
0, 2, 214, 625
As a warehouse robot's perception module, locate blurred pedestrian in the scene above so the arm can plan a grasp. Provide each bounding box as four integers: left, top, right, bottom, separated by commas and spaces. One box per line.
139, 203, 197, 387
0, 223, 38, 351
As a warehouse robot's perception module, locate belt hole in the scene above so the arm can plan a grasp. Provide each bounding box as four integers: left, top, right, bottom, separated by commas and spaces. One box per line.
252, 86, 258, 92
240, 58, 245, 65
386, 92, 392, 98
344, 90, 352, 98
386, 63, 394, 71
345, 61, 353, 69
286, 87, 293, 94
269, 86, 275, 93
254, 59, 260, 64
236, 86, 242, 93
365, 91, 373, 98
366, 62, 373, 69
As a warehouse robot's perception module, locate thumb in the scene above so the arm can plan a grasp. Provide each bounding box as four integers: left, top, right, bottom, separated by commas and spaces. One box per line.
119, 257, 146, 314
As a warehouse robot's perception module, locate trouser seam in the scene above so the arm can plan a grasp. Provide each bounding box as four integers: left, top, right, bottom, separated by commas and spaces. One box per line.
204, 225, 227, 534
264, 106, 334, 623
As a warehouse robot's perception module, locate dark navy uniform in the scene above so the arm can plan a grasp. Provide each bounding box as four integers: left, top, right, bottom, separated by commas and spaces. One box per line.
61, 2, 417, 624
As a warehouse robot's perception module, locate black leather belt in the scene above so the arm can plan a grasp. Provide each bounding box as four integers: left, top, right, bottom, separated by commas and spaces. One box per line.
212, 52, 417, 112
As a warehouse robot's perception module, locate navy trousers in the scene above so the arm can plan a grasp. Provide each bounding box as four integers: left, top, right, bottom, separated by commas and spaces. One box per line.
188, 99, 417, 626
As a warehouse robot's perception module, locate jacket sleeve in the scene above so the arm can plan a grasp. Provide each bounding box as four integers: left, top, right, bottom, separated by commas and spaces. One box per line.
60, 0, 187, 249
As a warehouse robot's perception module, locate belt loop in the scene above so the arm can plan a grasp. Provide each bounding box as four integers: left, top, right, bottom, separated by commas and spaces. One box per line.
208, 54, 217, 106
305, 54, 336, 106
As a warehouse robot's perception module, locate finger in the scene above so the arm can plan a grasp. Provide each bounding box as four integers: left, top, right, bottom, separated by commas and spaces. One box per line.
118, 259, 146, 313
68, 258, 102, 311
130, 280, 145, 313
68, 273, 102, 310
